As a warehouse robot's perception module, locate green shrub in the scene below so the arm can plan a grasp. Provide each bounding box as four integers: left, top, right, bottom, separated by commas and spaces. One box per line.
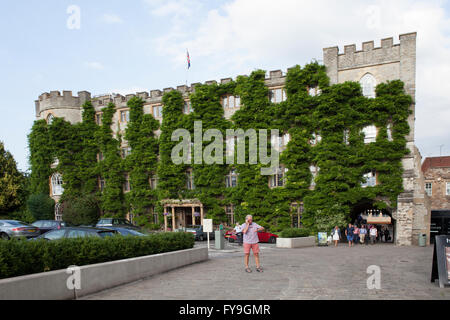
280, 228, 311, 238
0, 232, 194, 279
27, 193, 55, 221
62, 194, 100, 226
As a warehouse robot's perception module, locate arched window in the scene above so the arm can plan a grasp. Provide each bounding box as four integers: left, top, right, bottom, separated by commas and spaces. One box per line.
360, 73, 376, 98
47, 114, 55, 124
51, 173, 64, 196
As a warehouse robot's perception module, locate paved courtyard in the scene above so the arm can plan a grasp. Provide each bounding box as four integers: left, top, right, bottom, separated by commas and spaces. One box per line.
83, 242, 450, 300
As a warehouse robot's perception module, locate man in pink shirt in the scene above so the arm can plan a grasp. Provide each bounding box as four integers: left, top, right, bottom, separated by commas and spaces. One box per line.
241, 215, 265, 273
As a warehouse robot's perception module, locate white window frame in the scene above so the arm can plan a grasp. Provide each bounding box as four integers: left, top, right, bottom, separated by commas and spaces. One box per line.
152, 105, 163, 118
269, 166, 288, 188
51, 173, 64, 196
362, 125, 377, 144
310, 165, 319, 187
120, 110, 130, 123
183, 101, 193, 114
47, 114, 55, 125
308, 86, 322, 97
310, 132, 322, 146
186, 170, 195, 190
225, 169, 238, 188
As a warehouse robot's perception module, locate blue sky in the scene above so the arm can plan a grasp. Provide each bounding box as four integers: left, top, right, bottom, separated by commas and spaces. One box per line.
1, 0, 450, 172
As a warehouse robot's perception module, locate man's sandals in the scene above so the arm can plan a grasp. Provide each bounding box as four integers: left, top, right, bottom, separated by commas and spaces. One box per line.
245, 267, 263, 273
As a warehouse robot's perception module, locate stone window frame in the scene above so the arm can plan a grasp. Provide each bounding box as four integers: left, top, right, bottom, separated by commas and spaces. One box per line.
360, 73, 377, 99
186, 169, 195, 190
119, 109, 130, 123
98, 177, 106, 192
150, 174, 158, 190
225, 204, 235, 226
269, 166, 288, 189
95, 112, 103, 125
46, 113, 55, 125
152, 104, 163, 119
123, 173, 131, 193
225, 169, 238, 188
183, 100, 193, 114
269, 86, 287, 104
221, 95, 241, 109
121, 146, 132, 159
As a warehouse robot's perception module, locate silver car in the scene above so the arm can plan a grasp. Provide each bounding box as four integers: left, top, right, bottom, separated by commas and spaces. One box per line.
0, 220, 40, 240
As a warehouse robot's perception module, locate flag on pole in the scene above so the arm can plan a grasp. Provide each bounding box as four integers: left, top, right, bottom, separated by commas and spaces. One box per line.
187, 50, 191, 69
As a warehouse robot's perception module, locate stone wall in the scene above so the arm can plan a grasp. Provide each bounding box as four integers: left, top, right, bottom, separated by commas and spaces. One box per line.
423, 167, 450, 210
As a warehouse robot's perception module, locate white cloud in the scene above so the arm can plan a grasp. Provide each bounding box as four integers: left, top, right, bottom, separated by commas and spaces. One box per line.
145, 0, 450, 158
101, 13, 123, 24
85, 61, 105, 70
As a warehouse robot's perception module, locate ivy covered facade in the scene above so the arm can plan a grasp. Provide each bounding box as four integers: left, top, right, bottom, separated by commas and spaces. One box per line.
30, 33, 431, 245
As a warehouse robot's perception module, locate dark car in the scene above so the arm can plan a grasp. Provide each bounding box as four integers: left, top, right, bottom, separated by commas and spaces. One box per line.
96, 218, 140, 230
184, 225, 215, 241
33, 227, 117, 240
0, 220, 40, 240
32, 220, 67, 235
103, 227, 146, 236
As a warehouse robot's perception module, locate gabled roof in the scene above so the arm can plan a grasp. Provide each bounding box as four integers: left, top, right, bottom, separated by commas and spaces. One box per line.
422, 156, 450, 173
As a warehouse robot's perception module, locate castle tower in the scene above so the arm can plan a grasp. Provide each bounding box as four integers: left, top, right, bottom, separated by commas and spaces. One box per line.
323, 32, 431, 246
35, 90, 91, 124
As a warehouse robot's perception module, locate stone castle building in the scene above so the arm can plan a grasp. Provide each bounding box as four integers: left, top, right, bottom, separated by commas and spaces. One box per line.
34, 32, 430, 246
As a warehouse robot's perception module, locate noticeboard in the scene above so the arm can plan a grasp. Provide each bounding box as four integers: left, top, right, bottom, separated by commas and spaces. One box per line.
431, 235, 450, 288
318, 232, 328, 246
203, 219, 213, 233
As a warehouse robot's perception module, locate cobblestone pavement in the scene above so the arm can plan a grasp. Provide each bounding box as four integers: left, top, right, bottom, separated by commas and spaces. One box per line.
83, 242, 450, 300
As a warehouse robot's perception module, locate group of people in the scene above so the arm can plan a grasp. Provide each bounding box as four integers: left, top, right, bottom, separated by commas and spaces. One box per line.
331, 224, 391, 247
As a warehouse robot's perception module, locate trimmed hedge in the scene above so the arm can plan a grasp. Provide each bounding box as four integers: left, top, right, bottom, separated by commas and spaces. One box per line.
0, 232, 194, 280
279, 228, 311, 239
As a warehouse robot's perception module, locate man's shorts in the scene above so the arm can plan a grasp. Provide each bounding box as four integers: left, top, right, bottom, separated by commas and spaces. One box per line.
243, 243, 260, 254
347, 235, 354, 242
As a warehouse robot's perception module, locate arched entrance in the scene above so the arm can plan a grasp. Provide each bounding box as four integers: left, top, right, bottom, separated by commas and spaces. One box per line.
350, 199, 395, 244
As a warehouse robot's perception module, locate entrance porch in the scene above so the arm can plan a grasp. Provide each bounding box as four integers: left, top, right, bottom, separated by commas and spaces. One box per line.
162, 199, 204, 232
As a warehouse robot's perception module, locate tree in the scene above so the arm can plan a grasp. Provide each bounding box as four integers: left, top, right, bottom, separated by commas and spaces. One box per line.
0, 141, 26, 215
62, 194, 100, 226
27, 193, 55, 221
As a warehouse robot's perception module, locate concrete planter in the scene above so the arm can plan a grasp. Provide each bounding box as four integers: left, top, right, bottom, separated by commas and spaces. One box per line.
276, 236, 316, 248
0, 247, 208, 300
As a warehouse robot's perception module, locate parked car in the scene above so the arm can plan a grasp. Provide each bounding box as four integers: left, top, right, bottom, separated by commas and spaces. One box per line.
0, 220, 40, 240
31, 220, 67, 235
32, 227, 117, 241
184, 225, 215, 241
226, 230, 278, 244
102, 227, 146, 236
96, 218, 140, 230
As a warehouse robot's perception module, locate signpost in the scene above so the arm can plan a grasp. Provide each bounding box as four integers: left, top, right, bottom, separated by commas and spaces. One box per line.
203, 219, 213, 250
431, 235, 450, 288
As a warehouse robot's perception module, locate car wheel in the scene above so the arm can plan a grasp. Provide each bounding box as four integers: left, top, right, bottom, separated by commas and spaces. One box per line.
0, 233, 10, 240
269, 236, 276, 244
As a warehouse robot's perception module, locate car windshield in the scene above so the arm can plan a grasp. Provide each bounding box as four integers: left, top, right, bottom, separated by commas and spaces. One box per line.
98, 219, 112, 225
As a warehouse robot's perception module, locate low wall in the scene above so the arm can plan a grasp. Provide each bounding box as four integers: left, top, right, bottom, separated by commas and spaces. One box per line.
0, 247, 208, 300
276, 236, 316, 248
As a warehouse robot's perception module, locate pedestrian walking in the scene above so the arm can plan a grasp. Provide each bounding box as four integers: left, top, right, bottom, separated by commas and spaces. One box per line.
369, 225, 377, 244
359, 225, 367, 244
331, 226, 341, 247
234, 222, 243, 246
345, 223, 355, 247
353, 225, 360, 245
241, 215, 265, 273
384, 227, 390, 243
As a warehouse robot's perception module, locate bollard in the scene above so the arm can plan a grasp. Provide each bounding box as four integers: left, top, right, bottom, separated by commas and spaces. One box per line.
215, 230, 225, 250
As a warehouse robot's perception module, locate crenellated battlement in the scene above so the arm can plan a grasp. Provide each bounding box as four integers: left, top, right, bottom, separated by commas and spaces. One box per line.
36, 68, 290, 117
324, 32, 416, 73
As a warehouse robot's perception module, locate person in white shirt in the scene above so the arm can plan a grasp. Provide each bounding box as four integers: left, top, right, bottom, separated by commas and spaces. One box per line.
234, 222, 243, 246
369, 225, 378, 245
